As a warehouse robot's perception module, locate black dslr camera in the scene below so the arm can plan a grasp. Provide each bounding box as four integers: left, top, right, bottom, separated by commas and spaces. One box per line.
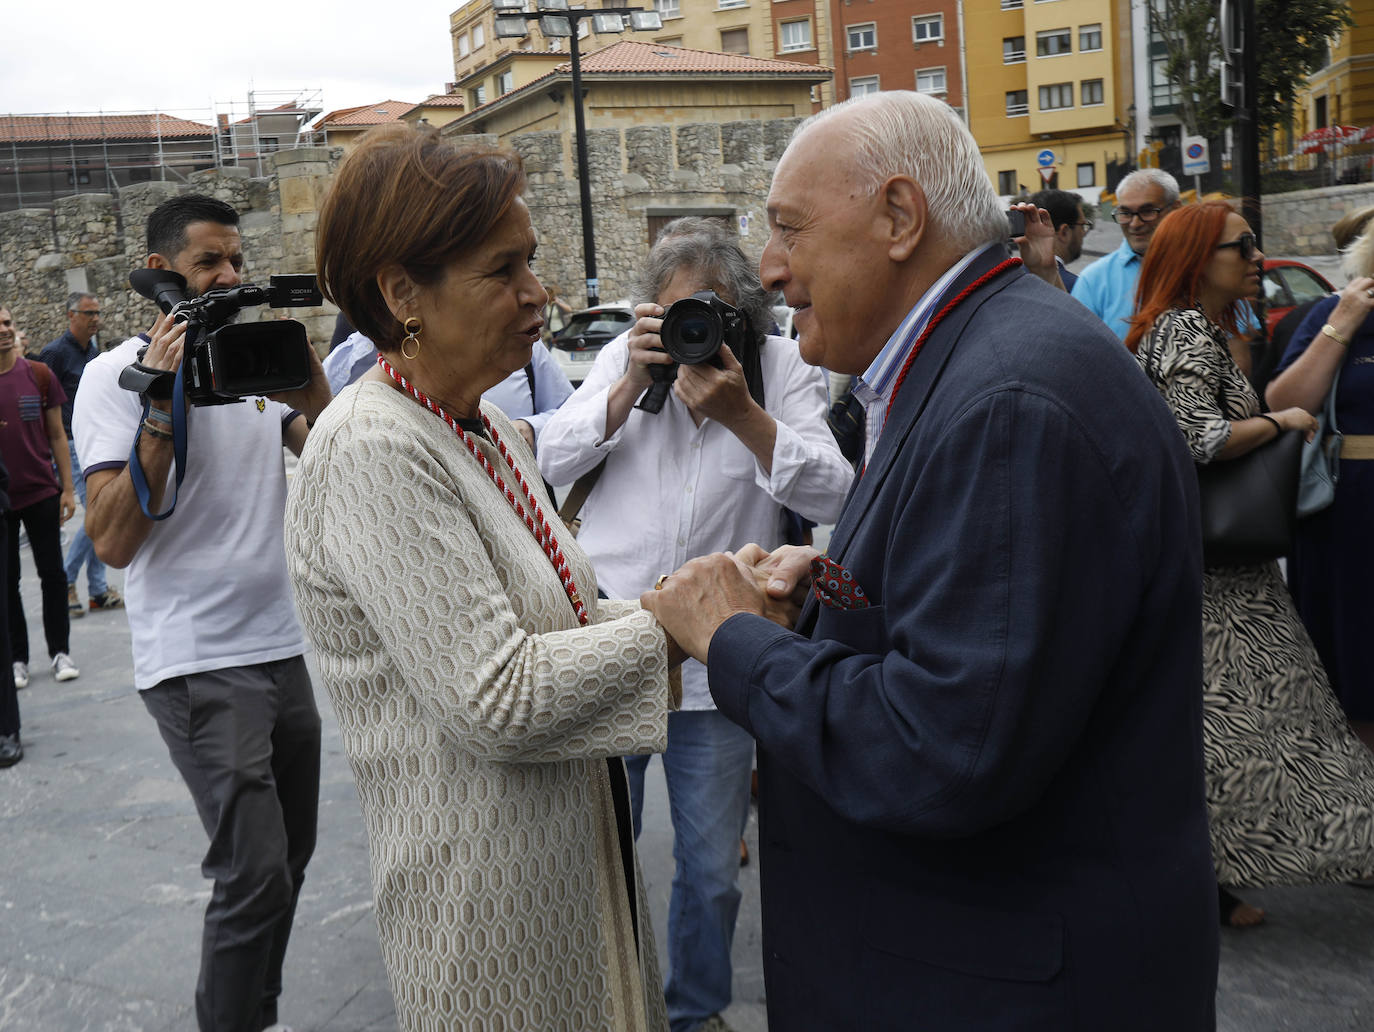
637, 290, 752, 414
121, 268, 321, 405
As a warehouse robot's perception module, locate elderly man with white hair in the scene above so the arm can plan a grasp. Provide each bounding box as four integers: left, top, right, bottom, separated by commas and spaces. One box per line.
642, 91, 1219, 1031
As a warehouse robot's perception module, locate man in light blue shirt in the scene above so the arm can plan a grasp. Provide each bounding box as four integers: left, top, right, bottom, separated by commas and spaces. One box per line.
1072, 169, 1260, 364
1072, 169, 1181, 339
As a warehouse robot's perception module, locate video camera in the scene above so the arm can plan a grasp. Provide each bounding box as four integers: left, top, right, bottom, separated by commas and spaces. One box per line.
120, 268, 321, 405
637, 290, 753, 414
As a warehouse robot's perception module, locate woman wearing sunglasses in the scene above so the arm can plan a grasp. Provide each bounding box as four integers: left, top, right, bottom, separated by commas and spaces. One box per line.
1126, 201, 1374, 929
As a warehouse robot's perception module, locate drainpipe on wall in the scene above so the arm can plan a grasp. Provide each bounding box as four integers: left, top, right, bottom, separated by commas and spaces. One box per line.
957, 0, 969, 122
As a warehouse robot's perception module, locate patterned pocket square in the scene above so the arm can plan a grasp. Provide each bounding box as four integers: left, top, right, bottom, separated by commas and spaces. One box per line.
811, 556, 870, 610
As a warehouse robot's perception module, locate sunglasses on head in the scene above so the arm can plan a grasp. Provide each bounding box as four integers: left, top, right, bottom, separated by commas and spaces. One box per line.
1216, 232, 1258, 261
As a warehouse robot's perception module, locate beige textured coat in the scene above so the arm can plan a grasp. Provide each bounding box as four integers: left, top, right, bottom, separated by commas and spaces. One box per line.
286, 381, 672, 1031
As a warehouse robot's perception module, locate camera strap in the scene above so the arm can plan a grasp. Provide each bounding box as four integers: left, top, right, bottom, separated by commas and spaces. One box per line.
127, 362, 189, 521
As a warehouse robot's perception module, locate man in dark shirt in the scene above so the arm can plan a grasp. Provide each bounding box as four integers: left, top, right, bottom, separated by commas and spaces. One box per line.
40, 293, 122, 616
0, 307, 18, 766
1029, 188, 1092, 291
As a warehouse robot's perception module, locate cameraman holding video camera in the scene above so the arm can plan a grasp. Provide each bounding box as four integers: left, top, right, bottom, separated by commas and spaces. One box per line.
72, 194, 331, 1032
538, 217, 850, 1032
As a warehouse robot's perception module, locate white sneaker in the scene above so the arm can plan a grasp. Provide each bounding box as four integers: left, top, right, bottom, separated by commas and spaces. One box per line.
52, 652, 79, 682
12, 661, 27, 689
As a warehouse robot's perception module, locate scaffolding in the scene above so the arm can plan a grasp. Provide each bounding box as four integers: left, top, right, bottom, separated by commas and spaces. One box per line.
0, 89, 325, 213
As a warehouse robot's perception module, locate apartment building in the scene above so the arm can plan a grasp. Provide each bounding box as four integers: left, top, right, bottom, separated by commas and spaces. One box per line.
448, 39, 826, 141
1291, 0, 1374, 138
820, 1, 963, 113
968, 0, 1132, 201
451, 0, 808, 109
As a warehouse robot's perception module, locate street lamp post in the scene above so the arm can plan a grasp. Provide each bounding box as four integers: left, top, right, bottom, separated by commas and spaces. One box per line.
494, 0, 662, 307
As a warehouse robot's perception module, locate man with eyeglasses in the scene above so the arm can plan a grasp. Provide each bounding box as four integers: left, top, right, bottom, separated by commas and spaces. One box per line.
1029, 188, 1093, 291
1071, 170, 1261, 368
41, 293, 122, 617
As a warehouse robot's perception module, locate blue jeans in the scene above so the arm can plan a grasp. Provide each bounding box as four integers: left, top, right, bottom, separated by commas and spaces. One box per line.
626, 709, 754, 1032
63, 439, 107, 596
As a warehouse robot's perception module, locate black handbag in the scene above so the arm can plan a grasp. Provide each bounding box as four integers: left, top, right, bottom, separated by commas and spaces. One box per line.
1196, 428, 1303, 566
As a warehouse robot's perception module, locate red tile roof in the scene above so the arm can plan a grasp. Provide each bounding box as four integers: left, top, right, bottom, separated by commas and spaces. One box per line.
574, 40, 827, 76
321, 100, 416, 128
415, 94, 466, 108
399, 94, 467, 120
462, 40, 829, 118
0, 113, 213, 143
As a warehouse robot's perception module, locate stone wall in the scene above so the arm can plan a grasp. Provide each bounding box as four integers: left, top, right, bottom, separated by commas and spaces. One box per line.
0, 156, 337, 356
12, 122, 1374, 359
0, 117, 807, 352
515, 117, 801, 306
1261, 183, 1374, 256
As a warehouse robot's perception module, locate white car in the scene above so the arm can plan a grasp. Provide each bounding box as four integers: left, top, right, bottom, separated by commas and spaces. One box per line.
548, 302, 636, 386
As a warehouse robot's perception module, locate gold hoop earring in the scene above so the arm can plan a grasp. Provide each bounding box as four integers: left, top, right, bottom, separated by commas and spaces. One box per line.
400, 317, 422, 361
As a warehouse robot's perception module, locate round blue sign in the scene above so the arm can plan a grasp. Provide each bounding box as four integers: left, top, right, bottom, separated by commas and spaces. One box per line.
1186, 143, 1205, 159
1036, 148, 1056, 167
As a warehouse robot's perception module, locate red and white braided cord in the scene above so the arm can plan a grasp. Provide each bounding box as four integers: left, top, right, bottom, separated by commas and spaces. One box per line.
378, 355, 588, 626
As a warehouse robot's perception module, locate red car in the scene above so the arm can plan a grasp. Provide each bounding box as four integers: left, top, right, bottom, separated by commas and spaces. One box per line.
1257, 259, 1334, 336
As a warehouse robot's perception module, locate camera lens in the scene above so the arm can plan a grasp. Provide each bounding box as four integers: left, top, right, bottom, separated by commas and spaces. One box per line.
678, 317, 711, 347
660, 297, 722, 365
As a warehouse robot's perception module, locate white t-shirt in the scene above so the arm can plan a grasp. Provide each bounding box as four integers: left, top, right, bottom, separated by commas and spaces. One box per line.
73, 335, 306, 689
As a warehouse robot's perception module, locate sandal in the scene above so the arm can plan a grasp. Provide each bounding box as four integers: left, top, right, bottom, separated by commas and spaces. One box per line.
1218, 886, 1265, 928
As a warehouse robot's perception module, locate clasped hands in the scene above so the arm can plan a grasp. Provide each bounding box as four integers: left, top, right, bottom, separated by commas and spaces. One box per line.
642, 543, 818, 665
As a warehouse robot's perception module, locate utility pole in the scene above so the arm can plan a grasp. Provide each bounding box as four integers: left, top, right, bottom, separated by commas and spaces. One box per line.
493, 1, 662, 308
1223, 0, 1261, 246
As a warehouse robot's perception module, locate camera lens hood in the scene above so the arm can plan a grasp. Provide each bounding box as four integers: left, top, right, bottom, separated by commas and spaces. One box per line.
660, 295, 722, 365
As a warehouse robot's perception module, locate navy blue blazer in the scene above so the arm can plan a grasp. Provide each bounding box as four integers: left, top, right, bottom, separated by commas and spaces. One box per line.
708, 248, 1218, 1031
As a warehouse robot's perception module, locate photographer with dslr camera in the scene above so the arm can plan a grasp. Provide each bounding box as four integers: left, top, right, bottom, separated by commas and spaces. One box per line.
539, 217, 849, 1032
72, 194, 331, 1032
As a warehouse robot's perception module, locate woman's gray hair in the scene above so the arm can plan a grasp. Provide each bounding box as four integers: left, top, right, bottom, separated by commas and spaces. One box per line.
791, 91, 1007, 254
1341, 224, 1374, 281
1115, 168, 1181, 205
635, 217, 777, 343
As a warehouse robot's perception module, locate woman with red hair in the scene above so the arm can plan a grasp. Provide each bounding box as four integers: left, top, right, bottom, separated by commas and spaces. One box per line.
1130, 200, 1374, 928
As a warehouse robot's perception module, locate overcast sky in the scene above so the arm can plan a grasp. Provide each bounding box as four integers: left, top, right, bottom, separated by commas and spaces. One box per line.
4, 0, 469, 120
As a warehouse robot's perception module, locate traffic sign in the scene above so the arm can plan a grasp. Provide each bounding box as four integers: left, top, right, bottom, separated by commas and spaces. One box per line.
1182, 136, 1210, 176
1036, 148, 1056, 167
1038, 166, 1056, 184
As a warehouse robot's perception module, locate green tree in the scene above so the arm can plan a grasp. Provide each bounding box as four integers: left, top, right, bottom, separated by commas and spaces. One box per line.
1147, 0, 1226, 140
1255, 0, 1354, 136
1148, 0, 1353, 139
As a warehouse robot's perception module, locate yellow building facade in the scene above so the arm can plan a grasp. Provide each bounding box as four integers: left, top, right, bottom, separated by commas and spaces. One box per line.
1291, 0, 1374, 136
966, 0, 1132, 199
450, 0, 784, 107
447, 41, 826, 145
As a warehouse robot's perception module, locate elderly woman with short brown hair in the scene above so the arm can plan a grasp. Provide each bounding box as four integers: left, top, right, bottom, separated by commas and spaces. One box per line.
286, 123, 674, 1031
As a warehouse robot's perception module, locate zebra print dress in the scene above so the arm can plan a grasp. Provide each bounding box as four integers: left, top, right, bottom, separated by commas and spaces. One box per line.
1138, 307, 1374, 887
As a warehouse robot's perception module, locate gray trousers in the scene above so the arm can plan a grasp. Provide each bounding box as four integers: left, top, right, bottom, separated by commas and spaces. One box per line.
142, 656, 321, 1032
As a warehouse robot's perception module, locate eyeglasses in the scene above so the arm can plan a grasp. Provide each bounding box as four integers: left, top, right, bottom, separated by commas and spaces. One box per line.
1074, 220, 1095, 232
1215, 232, 1258, 261
1112, 205, 1166, 225
73, 309, 100, 317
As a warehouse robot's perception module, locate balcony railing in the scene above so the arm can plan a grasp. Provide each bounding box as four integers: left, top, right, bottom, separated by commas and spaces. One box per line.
1001, 0, 1024, 9
1006, 103, 1029, 116
1003, 50, 1025, 63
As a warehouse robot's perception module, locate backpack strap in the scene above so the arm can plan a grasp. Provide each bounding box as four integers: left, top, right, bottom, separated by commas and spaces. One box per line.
27, 358, 51, 408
